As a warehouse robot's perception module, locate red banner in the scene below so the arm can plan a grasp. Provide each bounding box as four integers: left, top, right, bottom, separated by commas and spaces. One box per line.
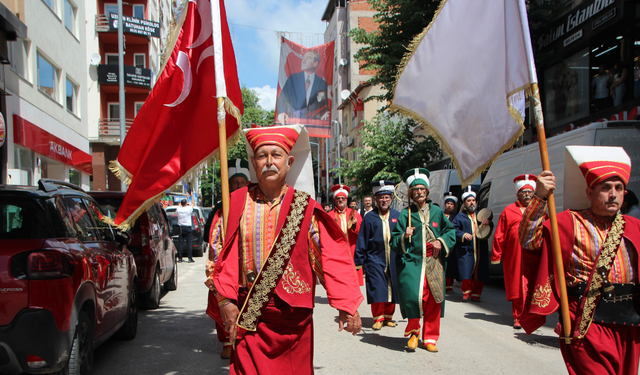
275, 37, 334, 138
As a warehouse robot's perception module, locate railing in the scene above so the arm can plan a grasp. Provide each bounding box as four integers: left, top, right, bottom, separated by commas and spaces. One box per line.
95, 15, 110, 32
98, 118, 134, 137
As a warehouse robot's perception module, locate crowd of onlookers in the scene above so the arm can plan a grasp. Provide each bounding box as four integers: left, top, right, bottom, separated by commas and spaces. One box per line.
591, 59, 640, 113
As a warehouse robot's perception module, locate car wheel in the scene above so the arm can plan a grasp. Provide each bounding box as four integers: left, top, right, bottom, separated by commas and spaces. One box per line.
164, 262, 178, 291
143, 269, 161, 309
66, 311, 93, 375
115, 283, 138, 340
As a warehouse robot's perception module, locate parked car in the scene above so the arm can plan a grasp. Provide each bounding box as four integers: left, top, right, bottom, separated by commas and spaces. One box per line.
165, 206, 206, 257
0, 179, 137, 374
89, 192, 178, 309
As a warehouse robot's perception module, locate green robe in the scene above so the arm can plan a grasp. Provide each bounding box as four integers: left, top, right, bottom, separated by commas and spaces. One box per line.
390, 202, 456, 319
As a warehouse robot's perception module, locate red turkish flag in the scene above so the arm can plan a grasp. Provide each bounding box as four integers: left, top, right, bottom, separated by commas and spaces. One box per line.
111, 0, 243, 228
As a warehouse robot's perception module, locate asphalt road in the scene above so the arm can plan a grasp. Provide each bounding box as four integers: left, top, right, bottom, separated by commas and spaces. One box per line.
92, 260, 568, 375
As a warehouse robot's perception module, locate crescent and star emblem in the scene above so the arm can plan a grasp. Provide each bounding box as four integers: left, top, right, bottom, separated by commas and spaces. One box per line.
164, 51, 193, 107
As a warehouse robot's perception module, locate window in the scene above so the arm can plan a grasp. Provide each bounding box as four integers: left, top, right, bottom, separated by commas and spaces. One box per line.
134, 54, 145, 69
66, 77, 78, 115
64, 0, 77, 35
135, 102, 144, 117
106, 54, 118, 66
69, 167, 80, 186
108, 103, 119, 120
133, 4, 145, 19
105, 3, 117, 16
37, 53, 59, 101
9, 38, 30, 80
43, 0, 55, 12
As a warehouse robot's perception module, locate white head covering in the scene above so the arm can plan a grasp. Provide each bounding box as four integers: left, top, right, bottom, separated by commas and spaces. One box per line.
244, 124, 315, 197
372, 180, 395, 195
461, 186, 476, 201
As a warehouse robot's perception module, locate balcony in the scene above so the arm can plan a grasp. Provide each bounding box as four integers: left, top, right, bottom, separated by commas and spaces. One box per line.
98, 64, 152, 89
98, 118, 133, 140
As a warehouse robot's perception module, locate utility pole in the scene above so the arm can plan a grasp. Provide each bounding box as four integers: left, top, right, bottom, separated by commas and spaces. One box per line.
117, 0, 126, 191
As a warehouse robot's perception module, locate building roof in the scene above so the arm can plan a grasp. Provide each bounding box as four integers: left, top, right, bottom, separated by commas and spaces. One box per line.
0, 1, 27, 40
337, 82, 371, 110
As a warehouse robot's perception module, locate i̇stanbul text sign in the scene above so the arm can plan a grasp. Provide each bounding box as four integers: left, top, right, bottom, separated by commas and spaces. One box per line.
109, 13, 161, 38
275, 38, 335, 138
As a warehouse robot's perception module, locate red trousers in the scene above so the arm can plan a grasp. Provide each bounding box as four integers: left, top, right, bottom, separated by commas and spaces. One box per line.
206, 290, 231, 345
510, 297, 523, 322
404, 275, 441, 345
445, 277, 454, 292
461, 279, 484, 298
557, 298, 640, 375
230, 295, 314, 375
371, 302, 395, 323
357, 267, 364, 286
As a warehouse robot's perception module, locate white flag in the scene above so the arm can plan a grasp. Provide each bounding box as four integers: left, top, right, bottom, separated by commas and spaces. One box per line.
392, 0, 535, 186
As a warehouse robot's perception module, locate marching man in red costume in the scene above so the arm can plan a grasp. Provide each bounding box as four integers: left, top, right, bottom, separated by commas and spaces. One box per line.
211, 125, 363, 375
328, 184, 364, 285
491, 173, 537, 329
519, 146, 640, 375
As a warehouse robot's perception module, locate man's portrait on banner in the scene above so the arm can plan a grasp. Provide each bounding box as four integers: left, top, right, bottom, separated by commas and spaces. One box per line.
275, 38, 334, 138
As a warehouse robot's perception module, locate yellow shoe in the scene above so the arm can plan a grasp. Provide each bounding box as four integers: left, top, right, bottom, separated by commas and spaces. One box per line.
372, 321, 383, 330
384, 321, 397, 327
220, 346, 232, 359
422, 343, 439, 353
407, 335, 419, 350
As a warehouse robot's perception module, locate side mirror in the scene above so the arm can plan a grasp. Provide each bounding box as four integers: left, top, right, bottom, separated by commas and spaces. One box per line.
114, 230, 131, 246
172, 225, 181, 236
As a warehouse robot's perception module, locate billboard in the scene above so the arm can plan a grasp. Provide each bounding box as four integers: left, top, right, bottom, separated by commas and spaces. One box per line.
275, 37, 334, 138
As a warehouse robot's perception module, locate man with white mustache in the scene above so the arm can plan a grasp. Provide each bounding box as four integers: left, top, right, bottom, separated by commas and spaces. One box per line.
491, 174, 537, 329
519, 146, 640, 375
451, 187, 493, 302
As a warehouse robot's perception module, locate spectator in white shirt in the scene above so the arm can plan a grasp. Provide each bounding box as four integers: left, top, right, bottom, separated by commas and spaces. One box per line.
177, 192, 195, 263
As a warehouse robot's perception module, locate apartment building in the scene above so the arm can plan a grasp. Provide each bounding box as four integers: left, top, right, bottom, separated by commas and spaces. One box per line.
2, 0, 91, 189
87, 0, 173, 191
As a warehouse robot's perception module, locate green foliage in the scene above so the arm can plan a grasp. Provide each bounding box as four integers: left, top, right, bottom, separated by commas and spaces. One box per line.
350, 0, 440, 104
199, 87, 274, 206
336, 113, 442, 198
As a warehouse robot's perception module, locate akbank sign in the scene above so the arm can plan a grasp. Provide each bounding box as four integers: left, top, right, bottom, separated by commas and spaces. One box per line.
537, 0, 618, 51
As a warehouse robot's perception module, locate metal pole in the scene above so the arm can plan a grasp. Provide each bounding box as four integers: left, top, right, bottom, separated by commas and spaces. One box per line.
325, 137, 329, 204
310, 142, 320, 201
117, 0, 126, 191
337, 122, 341, 185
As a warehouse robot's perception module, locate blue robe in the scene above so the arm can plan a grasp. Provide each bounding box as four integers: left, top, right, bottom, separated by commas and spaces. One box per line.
445, 212, 459, 281
354, 208, 400, 304
451, 211, 492, 282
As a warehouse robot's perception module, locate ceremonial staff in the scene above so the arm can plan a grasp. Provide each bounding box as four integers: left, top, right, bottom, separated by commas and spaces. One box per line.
217, 97, 230, 232
517, 4, 571, 344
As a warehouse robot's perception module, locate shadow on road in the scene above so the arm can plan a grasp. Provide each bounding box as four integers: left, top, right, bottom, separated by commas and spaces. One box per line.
514, 331, 561, 350
357, 331, 409, 352
314, 295, 329, 304
93, 306, 230, 375
463, 311, 514, 327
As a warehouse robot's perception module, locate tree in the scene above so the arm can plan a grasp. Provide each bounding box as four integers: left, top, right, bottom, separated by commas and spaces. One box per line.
199, 87, 274, 206
336, 113, 442, 198
350, 0, 440, 104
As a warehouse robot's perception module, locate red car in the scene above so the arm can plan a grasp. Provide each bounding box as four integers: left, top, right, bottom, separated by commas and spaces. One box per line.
0, 180, 137, 374
89, 192, 178, 309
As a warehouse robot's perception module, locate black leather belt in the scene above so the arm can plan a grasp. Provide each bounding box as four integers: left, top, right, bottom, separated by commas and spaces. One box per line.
568, 282, 640, 326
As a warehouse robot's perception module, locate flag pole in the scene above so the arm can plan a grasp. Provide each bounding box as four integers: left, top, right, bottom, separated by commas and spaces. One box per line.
217, 97, 230, 233
517, 0, 571, 344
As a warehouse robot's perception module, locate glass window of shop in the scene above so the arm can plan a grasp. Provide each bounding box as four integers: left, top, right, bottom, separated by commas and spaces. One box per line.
543, 47, 590, 128
589, 29, 630, 113
69, 168, 80, 186
14, 147, 33, 186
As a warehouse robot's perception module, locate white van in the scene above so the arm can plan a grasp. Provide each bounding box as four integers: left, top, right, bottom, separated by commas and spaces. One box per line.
479, 121, 640, 263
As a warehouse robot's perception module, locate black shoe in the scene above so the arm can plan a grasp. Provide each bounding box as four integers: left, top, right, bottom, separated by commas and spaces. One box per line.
177, 259, 183, 263
187, 259, 195, 263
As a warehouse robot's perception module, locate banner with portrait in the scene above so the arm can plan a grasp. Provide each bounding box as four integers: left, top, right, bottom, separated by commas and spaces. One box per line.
275, 37, 334, 138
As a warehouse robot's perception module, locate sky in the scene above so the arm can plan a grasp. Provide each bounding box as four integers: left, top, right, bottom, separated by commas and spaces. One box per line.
224, 0, 329, 111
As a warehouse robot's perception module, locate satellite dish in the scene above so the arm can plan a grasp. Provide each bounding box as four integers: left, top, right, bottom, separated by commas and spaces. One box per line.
339, 58, 348, 66
89, 53, 102, 66
340, 90, 351, 100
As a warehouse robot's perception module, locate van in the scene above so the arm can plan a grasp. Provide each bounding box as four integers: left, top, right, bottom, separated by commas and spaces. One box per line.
478, 121, 640, 263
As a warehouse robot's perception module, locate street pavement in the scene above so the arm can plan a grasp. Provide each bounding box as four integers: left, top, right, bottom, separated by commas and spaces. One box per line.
93, 260, 567, 375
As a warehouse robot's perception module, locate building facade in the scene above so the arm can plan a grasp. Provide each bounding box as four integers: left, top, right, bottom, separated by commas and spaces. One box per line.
3, 0, 92, 189
87, 0, 173, 191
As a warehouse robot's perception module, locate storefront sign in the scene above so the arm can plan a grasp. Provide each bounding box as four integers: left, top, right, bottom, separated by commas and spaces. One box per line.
563, 30, 583, 47
0, 112, 5, 148
537, 0, 619, 51
13, 115, 92, 174
98, 64, 152, 88
109, 13, 160, 38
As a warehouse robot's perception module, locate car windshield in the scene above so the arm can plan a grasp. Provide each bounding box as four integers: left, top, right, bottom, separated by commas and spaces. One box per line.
0, 196, 65, 239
